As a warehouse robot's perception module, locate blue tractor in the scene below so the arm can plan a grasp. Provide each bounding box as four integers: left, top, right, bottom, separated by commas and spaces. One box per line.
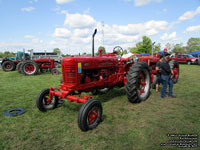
1, 51, 30, 72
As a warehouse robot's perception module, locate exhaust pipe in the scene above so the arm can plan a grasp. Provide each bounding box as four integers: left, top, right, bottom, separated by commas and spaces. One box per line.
92, 29, 97, 57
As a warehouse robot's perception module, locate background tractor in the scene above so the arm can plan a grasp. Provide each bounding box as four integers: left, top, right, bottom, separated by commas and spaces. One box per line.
1, 50, 59, 75
1, 51, 30, 72
36, 29, 179, 131
139, 53, 179, 89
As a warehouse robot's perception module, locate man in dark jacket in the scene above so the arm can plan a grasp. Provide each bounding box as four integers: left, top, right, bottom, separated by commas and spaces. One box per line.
155, 54, 163, 92
160, 53, 176, 98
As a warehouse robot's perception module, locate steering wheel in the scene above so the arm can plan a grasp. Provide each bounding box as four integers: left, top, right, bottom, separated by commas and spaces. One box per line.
113, 46, 124, 56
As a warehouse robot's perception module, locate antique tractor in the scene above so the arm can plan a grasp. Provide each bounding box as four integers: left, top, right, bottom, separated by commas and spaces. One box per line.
36, 29, 151, 131
1, 51, 59, 75
138, 53, 179, 89
17, 58, 59, 75
36, 29, 178, 131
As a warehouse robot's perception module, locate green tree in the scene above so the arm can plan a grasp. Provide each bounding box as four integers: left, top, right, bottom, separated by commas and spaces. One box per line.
165, 43, 173, 52
97, 46, 106, 55
61, 54, 70, 57
123, 49, 128, 54
128, 47, 138, 54
1, 51, 15, 57
187, 37, 200, 53
172, 43, 185, 54
0, 52, 3, 58
53, 48, 61, 53
136, 36, 152, 54
154, 43, 161, 53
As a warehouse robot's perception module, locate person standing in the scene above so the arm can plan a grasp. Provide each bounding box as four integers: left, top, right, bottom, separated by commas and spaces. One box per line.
155, 55, 163, 92
160, 53, 176, 98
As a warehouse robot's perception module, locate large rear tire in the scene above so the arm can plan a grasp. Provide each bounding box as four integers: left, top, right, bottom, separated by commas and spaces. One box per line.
78, 100, 102, 131
2, 61, 16, 72
126, 61, 151, 103
169, 60, 179, 84
21, 60, 39, 75
36, 88, 58, 112
16, 62, 24, 73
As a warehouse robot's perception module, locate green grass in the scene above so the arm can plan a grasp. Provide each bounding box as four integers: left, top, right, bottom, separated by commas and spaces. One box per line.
0, 65, 200, 150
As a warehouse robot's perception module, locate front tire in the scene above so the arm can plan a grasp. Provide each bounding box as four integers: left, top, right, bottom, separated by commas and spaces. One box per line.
187, 61, 191, 65
78, 100, 102, 131
126, 61, 151, 103
36, 88, 58, 112
51, 68, 59, 75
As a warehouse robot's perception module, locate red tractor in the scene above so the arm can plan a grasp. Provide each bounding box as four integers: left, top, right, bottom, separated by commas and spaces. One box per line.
17, 58, 59, 75
36, 29, 179, 131
139, 53, 179, 89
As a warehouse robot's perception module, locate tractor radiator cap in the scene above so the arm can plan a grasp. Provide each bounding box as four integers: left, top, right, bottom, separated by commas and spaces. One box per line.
3, 108, 26, 116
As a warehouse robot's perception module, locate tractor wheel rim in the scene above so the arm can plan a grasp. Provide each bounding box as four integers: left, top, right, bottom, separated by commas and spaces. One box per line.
42, 93, 55, 108
42, 69, 47, 72
137, 69, 150, 98
24, 63, 36, 74
87, 107, 99, 125
5, 64, 12, 69
173, 67, 179, 81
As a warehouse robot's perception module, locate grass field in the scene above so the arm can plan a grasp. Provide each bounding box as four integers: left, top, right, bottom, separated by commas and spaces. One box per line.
0, 64, 200, 150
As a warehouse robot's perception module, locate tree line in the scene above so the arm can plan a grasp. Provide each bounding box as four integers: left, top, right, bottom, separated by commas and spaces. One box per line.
1, 37, 200, 58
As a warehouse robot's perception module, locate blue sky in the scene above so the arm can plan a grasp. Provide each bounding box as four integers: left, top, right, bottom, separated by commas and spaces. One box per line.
0, 0, 200, 54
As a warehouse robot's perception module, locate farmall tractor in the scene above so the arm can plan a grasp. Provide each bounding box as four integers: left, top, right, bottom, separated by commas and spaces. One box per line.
1, 51, 59, 75
36, 29, 179, 131
17, 58, 59, 75
139, 54, 179, 89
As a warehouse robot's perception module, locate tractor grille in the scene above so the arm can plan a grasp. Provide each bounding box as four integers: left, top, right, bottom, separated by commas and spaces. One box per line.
65, 65, 76, 83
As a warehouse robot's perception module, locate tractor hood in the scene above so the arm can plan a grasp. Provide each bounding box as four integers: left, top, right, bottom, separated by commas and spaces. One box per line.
61, 56, 118, 69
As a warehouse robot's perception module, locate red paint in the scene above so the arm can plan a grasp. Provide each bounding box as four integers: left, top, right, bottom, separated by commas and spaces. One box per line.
24, 64, 35, 73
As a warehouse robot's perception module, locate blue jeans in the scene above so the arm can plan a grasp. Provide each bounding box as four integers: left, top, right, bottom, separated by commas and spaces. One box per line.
156, 75, 162, 85
161, 75, 173, 98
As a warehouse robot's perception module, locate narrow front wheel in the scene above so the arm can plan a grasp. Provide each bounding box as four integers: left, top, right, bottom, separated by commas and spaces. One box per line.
78, 100, 102, 131
36, 88, 58, 112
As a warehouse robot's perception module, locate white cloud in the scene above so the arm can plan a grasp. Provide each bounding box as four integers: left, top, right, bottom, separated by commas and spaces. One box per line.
134, 0, 163, 6
184, 25, 200, 33
24, 35, 35, 39
53, 28, 71, 38
74, 29, 91, 37
113, 20, 168, 36
64, 13, 96, 29
160, 32, 177, 41
56, 0, 73, 4
178, 6, 200, 22
49, 13, 171, 54
24, 35, 43, 43
21, 7, 35, 12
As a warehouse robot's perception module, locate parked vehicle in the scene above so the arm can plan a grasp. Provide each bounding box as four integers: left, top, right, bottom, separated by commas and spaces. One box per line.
1, 51, 30, 72
28, 49, 61, 67
36, 29, 179, 131
170, 54, 198, 65
1, 50, 61, 72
